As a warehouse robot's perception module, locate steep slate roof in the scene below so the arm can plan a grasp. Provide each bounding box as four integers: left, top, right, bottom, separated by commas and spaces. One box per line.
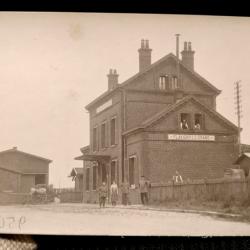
85, 53, 221, 110
123, 95, 238, 136
0, 147, 52, 163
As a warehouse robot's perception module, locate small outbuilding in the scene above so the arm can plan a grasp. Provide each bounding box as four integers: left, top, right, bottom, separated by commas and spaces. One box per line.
0, 147, 52, 193
234, 153, 250, 177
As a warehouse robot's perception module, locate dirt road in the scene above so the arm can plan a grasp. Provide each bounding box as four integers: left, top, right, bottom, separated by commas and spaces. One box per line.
0, 203, 250, 236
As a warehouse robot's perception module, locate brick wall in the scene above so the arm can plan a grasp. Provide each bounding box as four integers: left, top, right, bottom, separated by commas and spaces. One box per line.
145, 139, 237, 182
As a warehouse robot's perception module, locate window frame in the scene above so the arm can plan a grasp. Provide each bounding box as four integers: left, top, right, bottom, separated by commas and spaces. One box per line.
194, 113, 204, 130
128, 155, 137, 187
159, 76, 166, 90
92, 164, 97, 191
86, 167, 90, 191
180, 113, 191, 130
100, 120, 107, 149
92, 125, 98, 152
110, 116, 117, 146
110, 159, 118, 184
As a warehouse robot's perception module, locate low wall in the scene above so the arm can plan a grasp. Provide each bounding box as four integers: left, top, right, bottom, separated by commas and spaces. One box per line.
0, 192, 30, 205
149, 179, 250, 202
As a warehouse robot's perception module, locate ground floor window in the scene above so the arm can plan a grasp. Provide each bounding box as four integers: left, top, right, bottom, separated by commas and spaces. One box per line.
93, 165, 97, 190
35, 174, 46, 185
102, 166, 107, 183
129, 156, 136, 186
86, 168, 90, 191
111, 160, 117, 183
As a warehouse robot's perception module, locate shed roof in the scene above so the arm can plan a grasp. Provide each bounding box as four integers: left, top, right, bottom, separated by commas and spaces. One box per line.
0, 147, 52, 163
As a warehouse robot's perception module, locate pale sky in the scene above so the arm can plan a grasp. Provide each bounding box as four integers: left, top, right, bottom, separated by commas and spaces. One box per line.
0, 12, 250, 188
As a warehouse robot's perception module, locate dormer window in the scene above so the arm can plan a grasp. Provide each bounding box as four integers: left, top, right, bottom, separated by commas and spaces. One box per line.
194, 113, 203, 130
180, 113, 190, 130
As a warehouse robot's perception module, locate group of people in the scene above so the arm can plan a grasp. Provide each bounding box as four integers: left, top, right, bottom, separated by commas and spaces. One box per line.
180, 119, 201, 130
98, 172, 183, 208
98, 176, 151, 208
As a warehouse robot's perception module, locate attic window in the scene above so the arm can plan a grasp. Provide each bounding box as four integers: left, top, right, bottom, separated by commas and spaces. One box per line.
159, 75, 169, 90
171, 76, 178, 89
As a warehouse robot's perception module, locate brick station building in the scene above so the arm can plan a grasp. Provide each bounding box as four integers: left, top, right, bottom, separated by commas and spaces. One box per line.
75, 37, 239, 203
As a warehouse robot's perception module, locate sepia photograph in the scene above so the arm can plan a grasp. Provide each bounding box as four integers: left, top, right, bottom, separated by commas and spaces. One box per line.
0, 12, 250, 236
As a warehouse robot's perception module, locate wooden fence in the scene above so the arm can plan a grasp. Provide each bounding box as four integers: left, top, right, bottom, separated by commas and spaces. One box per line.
58, 191, 83, 203
149, 178, 250, 202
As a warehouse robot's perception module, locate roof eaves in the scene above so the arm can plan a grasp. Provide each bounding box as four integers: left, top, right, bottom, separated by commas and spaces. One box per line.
85, 52, 221, 110
84, 54, 175, 110
0, 149, 52, 163
85, 86, 122, 111
127, 95, 238, 133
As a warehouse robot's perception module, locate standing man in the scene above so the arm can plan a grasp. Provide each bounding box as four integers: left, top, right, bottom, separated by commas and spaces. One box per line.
98, 182, 108, 208
121, 179, 130, 205
139, 176, 151, 205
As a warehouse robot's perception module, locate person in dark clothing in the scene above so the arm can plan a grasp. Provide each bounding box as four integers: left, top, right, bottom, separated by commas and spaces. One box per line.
121, 179, 130, 205
98, 182, 108, 208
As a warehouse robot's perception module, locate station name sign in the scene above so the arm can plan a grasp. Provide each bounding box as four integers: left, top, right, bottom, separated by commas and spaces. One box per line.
168, 134, 215, 141
96, 99, 112, 113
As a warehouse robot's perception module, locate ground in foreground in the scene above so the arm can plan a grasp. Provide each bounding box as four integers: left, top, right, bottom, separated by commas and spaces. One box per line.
0, 203, 250, 236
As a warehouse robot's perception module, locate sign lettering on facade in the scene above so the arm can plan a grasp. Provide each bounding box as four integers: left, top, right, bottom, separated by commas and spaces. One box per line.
96, 99, 112, 113
168, 134, 215, 141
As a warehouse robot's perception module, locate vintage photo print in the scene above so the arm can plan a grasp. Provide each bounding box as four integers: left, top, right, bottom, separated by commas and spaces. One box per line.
0, 12, 250, 236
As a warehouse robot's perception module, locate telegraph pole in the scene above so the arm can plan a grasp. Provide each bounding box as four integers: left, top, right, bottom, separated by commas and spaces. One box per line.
234, 80, 243, 156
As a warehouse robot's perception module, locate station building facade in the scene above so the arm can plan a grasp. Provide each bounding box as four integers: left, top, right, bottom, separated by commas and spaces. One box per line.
75, 38, 239, 203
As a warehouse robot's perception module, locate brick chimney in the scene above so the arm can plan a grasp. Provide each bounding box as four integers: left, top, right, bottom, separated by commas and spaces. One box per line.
107, 69, 119, 91
138, 39, 152, 72
181, 41, 195, 71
